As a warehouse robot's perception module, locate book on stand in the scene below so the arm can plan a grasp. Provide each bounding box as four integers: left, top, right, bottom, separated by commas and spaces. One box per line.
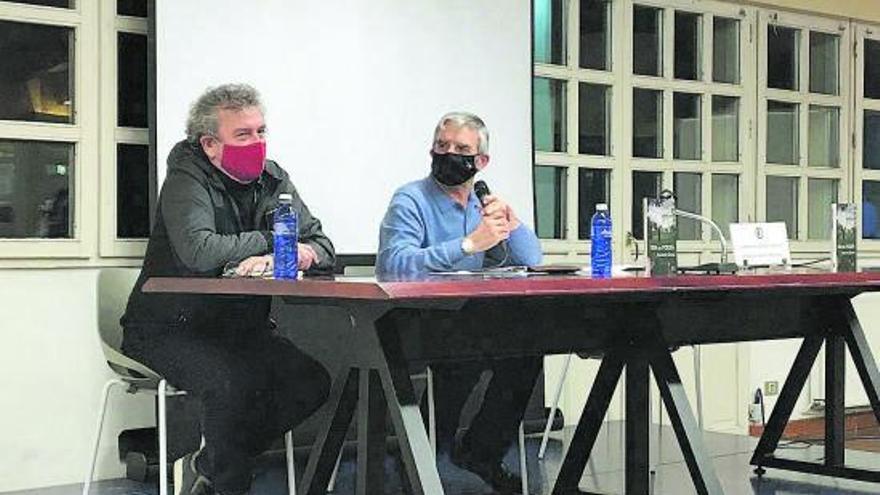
644, 196, 677, 276
832, 203, 857, 272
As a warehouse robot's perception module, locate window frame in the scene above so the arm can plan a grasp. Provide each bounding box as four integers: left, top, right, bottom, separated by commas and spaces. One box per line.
853, 22, 880, 251
756, 9, 851, 250
0, 1, 98, 260
99, 1, 149, 257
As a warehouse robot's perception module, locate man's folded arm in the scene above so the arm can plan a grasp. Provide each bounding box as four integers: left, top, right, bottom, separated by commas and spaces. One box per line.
163, 173, 268, 273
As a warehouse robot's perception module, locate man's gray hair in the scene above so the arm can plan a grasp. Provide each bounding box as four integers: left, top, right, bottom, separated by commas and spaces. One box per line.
186, 83, 265, 144
432, 111, 490, 154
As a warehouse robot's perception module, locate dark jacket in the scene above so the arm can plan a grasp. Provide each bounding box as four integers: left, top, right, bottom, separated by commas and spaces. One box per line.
122, 140, 336, 330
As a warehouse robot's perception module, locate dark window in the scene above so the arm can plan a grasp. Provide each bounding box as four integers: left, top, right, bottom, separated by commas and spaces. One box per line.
118, 32, 148, 128
0, 20, 73, 123
117, 0, 148, 18
579, 0, 610, 70
0, 140, 74, 239
633, 88, 662, 158
534, 0, 566, 65
863, 181, 880, 239
534, 166, 567, 239
5, 0, 71, 7
767, 25, 800, 91
117, 144, 151, 238
632, 171, 662, 239
865, 39, 880, 100
674, 12, 701, 80
633, 5, 662, 76
578, 83, 610, 155
577, 169, 610, 239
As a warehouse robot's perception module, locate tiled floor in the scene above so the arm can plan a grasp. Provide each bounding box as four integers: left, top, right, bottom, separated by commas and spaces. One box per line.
10, 421, 880, 495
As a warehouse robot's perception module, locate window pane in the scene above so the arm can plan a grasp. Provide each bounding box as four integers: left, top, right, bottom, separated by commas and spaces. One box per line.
674, 172, 702, 240
808, 105, 839, 167
865, 39, 880, 100
0, 21, 73, 123
674, 92, 701, 160
578, 168, 611, 239
713, 17, 740, 84
534, 78, 566, 152
674, 12, 702, 81
117, 0, 148, 17
711, 174, 738, 239
863, 181, 880, 239
767, 101, 799, 165
768, 25, 800, 91
117, 144, 150, 239
579, 83, 610, 155
633, 88, 662, 158
5, 0, 71, 7
0, 140, 74, 239
534, 166, 567, 239
118, 32, 148, 128
580, 0, 610, 70
632, 171, 662, 239
864, 110, 880, 170
807, 178, 837, 239
712, 96, 739, 162
534, 0, 566, 65
766, 176, 798, 239
633, 5, 662, 76
809, 32, 839, 95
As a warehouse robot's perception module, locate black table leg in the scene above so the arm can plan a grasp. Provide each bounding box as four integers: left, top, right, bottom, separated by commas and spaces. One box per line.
376, 315, 444, 494
839, 300, 880, 426
357, 368, 387, 495
552, 353, 624, 494
650, 345, 724, 495
626, 357, 650, 495
750, 335, 824, 465
300, 367, 360, 495
825, 331, 846, 467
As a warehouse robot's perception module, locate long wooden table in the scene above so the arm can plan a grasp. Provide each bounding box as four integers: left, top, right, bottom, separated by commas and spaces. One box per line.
144, 271, 880, 494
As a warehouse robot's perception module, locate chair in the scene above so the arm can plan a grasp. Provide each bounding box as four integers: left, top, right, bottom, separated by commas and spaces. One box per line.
82, 269, 298, 495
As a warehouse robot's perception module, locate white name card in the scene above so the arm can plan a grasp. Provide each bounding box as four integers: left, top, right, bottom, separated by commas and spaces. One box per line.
729, 222, 791, 268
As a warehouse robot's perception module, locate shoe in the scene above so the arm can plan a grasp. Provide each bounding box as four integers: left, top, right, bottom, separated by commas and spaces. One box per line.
178, 449, 215, 495
450, 437, 523, 494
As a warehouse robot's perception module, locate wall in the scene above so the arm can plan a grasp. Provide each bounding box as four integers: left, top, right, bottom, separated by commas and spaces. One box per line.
0, 269, 154, 492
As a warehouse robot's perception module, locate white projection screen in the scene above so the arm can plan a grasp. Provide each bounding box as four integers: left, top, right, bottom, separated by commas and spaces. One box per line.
156, 0, 534, 255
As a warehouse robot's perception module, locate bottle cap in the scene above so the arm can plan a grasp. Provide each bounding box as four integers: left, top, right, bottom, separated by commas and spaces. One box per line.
278, 193, 293, 202
596, 203, 608, 211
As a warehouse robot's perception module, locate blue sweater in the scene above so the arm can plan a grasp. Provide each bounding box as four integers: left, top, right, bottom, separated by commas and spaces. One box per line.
377, 177, 542, 278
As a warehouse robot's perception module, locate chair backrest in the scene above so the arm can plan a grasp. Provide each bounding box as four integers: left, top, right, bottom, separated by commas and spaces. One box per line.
96, 268, 160, 382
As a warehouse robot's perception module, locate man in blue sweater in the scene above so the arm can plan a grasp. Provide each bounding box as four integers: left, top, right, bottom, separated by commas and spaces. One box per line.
377, 112, 542, 493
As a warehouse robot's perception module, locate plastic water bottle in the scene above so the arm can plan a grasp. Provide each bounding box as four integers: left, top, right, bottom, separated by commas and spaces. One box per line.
273, 193, 298, 280
590, 203, 612, 279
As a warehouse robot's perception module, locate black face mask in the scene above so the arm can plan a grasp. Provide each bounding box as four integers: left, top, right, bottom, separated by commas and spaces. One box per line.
430, 151, 478, 186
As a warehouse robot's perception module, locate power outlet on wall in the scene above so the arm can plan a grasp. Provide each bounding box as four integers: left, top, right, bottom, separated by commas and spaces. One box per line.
764, 380, 779, 396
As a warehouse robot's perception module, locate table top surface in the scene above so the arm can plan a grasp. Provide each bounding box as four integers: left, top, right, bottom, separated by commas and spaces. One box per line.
142, 269, 880, 301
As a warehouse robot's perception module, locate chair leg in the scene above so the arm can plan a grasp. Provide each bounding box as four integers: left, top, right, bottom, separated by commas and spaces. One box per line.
158, 379, 169, 495
285, 431, 296, 495
82, 378, 125, 495
538, 353, 573, 459
327, 450, 343, 492
518, 421, 528, 495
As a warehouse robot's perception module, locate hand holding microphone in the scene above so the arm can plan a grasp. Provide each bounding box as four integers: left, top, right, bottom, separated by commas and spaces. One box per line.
462, 180, 514, 254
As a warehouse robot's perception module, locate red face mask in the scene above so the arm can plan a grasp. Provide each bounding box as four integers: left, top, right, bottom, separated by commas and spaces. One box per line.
219, 141, 266, 183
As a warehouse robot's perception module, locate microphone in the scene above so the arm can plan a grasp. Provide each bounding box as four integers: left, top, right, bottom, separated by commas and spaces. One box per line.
474, 180, 491, 206
473, 180, 510, 267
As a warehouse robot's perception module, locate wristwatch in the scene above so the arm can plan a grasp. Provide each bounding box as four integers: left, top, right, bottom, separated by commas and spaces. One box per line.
461, 237, 475, 255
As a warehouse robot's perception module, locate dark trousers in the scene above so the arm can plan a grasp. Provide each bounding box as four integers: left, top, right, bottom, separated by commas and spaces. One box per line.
122, 322, 331, 494
430, 356, 542, 465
